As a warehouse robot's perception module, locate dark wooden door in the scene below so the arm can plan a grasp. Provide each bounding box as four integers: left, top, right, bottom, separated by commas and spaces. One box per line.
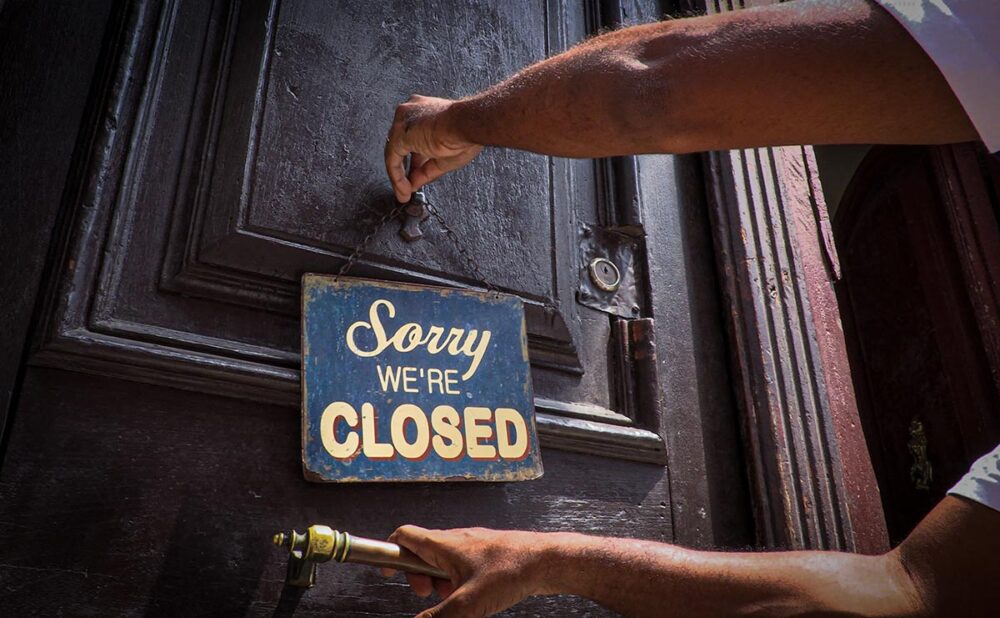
0, 0, 751, 614
835, 144, 1000, 545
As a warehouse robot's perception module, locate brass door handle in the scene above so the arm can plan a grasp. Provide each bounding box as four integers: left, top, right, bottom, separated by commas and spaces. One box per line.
273, 525, 448, 587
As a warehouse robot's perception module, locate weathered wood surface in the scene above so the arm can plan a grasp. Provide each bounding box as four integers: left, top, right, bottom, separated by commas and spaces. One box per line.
0, 368, 671, 616
0, 0, 756, 614
30, 0, 668, 465
0, 0, 114, 450
703, 144, 887, 553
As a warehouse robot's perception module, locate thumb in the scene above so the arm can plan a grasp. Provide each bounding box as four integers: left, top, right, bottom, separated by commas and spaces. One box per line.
390, 525, 443, 567
390, 524, 431, 547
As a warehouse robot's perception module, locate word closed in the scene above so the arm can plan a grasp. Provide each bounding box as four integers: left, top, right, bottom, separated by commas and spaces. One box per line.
301, 275, 543, 482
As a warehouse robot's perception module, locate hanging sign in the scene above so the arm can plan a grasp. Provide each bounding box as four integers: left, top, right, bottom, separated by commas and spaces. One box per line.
301, 274, 543, 482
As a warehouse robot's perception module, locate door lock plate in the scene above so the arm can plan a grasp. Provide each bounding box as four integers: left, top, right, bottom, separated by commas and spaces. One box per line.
576, 223, 642, 318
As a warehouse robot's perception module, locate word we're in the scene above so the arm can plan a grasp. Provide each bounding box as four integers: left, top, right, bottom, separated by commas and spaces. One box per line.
377, 365, 461, 395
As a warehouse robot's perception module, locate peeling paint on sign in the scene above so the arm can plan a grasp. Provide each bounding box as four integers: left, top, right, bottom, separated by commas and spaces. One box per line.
301, 274, 543, 483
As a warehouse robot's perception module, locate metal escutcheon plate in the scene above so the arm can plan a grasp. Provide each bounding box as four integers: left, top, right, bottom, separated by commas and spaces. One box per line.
588, 257, 621, 292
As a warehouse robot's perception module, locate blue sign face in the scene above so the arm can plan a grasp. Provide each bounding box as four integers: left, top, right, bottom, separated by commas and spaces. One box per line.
301, 275, 543, 482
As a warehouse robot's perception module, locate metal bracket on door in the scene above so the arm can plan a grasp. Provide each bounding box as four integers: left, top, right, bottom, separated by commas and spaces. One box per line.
399, 190, 430, 242
576, 222, 643, 318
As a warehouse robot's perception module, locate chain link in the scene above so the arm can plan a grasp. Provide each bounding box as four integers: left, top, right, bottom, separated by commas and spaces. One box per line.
424, 200, 500, 297
335, 202, 409, 280
335, 196, 499, 298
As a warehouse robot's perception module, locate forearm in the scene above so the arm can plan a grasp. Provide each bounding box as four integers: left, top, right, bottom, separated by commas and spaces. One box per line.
535, 533, 921, 617
445, 0, 975, 156
446, 21, 678, 157
387, 499, 998, 616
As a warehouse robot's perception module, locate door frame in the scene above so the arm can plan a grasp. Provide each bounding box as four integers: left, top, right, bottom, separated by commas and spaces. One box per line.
0, 0, 119, 462
703, 145, 888, 554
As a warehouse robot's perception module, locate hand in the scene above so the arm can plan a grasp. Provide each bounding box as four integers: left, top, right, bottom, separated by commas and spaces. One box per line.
384, 95, 483, 203
382, 525, 553, 618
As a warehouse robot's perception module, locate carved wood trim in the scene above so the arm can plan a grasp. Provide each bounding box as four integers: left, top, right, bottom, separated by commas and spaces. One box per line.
704, 146, 887, 552
151, 0, 583, 374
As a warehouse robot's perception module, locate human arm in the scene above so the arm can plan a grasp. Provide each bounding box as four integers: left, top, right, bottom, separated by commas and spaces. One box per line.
385, 495, 1000, 617
385, 0, 978, 202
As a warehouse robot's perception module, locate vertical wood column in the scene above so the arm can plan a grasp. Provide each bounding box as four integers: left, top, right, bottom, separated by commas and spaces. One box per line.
702, 0, 887, 553
704, 141, 888, 552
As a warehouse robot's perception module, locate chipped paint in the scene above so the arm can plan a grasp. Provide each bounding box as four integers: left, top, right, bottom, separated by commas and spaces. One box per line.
300, 274, 543, 483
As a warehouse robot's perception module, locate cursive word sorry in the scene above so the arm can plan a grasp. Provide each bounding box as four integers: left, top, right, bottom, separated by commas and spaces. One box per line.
345, 299, 491, 380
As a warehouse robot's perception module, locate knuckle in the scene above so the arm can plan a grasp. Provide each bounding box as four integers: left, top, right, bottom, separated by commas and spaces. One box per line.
395, 524, 428, 545
391, 525, 410, 538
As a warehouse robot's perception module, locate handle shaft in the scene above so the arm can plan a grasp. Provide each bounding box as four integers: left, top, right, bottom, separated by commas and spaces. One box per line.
346, 535, 449, 580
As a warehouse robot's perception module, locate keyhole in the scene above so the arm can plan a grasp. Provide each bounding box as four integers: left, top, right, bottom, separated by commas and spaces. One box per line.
588, 257, 621, 292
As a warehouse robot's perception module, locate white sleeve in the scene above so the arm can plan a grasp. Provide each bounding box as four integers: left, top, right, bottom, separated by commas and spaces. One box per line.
948, 443, 1000, 513
873, 0, 1000, 153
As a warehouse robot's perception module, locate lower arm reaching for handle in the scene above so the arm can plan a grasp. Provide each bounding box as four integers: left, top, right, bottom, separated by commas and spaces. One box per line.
384, 496, 1000, 618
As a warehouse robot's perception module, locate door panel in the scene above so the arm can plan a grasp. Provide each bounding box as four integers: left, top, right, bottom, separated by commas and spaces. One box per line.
34, 0, 665, 462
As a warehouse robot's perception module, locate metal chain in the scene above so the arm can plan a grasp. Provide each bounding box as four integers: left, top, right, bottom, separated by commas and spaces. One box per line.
424, 200, 500, 297
335, 194, 501, 299
335, 202, 409, 280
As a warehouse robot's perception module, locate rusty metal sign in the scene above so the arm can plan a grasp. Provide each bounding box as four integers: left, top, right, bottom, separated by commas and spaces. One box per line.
301, 274, 543, 482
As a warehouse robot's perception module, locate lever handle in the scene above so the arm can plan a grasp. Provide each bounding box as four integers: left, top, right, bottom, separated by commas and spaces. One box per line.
273, 525, 448, 587
345, 534, 448, 579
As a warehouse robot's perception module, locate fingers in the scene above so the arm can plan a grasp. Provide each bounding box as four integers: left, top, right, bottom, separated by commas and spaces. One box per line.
389, 525, 449, 576
414, 589, 479, 618
410, 153, 428, 172
407, 153, 431, 192
384, 130, 412, 203
409, 147, 483, 193
385, 94, 480, 202
385, 96, 425, 203
408, 158, 446, 193
433, 577, 457, 599
405, 572, 435, 598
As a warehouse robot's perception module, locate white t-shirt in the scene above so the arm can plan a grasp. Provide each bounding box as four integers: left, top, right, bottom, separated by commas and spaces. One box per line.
949, 443, 1000, 512
874, 0, 1000, 153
